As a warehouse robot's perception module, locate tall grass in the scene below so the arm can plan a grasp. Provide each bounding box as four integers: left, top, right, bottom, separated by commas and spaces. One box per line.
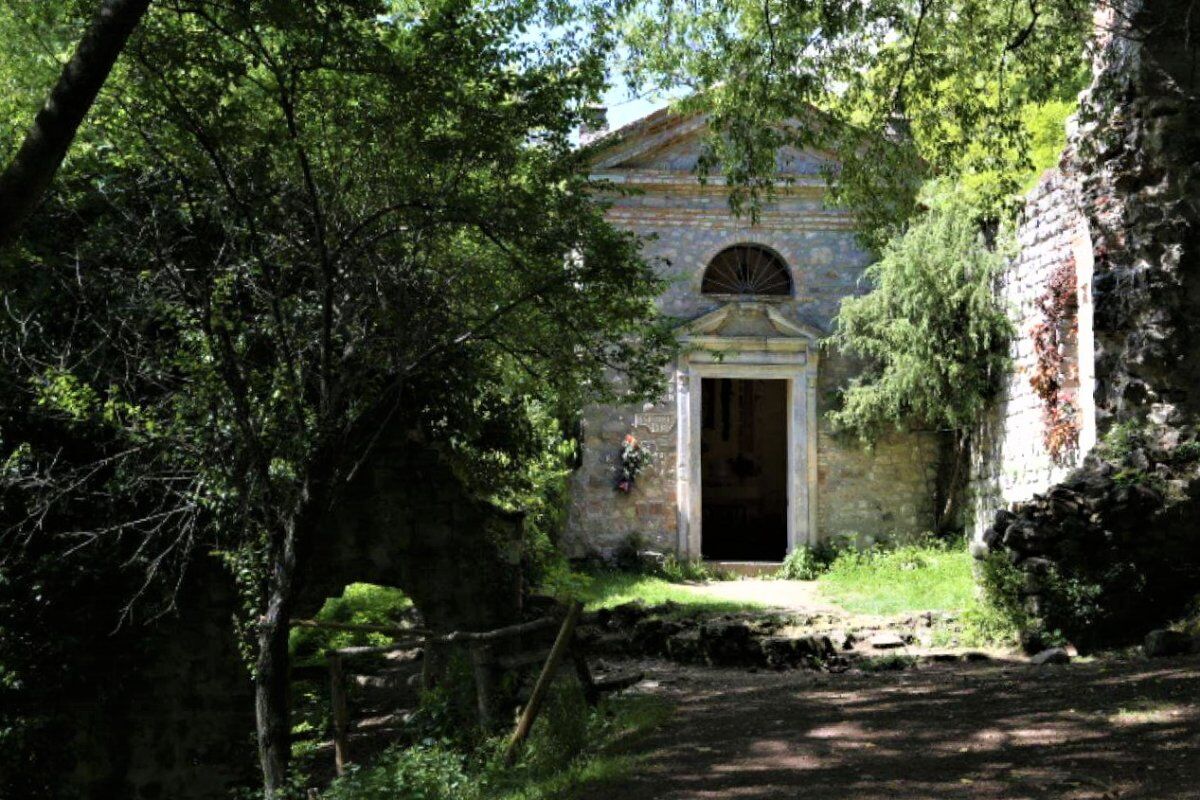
817, 542, 976, 615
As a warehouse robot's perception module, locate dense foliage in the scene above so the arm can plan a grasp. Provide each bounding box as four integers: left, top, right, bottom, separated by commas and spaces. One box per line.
0, 0, 673, 793
611, 0, 1091, 248
828, 187, 1012, 439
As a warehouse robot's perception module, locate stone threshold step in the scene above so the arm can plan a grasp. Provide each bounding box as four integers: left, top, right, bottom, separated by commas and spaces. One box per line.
706, 561, 782, 577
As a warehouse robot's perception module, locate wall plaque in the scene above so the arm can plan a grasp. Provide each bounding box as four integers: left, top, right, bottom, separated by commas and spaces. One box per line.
634, 413, 676, 434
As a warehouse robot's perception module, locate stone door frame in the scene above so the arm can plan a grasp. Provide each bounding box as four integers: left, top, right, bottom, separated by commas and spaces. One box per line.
674, 303, 820, 561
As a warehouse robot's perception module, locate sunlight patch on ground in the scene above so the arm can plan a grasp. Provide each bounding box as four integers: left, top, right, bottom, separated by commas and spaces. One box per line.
1108, 701, 1195, 726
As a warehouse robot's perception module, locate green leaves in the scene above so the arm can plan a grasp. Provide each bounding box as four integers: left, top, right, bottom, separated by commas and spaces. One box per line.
609, 0, 1091, 246
828, 184, 1012, 438
1, 0, 672, 611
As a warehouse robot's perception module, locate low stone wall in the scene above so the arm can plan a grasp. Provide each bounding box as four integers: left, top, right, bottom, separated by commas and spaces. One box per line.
968, 168, 1097, 541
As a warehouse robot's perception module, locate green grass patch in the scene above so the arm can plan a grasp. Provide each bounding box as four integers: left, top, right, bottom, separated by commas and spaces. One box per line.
817, 543, 976, 615
575, 570, 763, 615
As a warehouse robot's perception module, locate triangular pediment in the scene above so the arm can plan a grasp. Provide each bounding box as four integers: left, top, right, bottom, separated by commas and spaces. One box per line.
588, 107, 836, 177
680, 303, 824, 342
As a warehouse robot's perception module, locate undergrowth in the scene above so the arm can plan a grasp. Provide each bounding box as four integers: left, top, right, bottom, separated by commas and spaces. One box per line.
310, 681, 670, 800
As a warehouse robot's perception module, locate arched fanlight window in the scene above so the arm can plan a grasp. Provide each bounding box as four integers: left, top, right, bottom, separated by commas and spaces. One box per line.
701, 245, 792, 296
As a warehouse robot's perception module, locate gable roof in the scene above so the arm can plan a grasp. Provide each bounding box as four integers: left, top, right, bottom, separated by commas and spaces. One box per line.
584, 104, 838, 180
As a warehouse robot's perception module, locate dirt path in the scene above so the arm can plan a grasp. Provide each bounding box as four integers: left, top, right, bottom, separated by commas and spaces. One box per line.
580, 655, 1200, 800
676, 578, 844, 614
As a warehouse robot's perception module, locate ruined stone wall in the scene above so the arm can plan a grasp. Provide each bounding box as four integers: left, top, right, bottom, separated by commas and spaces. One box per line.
305, 433, 524, 632
58, 558, 257, 800
564, 187, 938, 557
1073, 0, 1200, 431
977, 1, 1200, 650
969, 169, 1098, 539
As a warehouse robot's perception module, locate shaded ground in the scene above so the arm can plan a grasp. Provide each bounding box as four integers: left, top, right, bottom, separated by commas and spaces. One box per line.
579, 655, 1200, 800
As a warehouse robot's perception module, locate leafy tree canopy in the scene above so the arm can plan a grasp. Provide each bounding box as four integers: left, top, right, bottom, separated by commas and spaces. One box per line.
608, 0, 1092, 247
1, 0, 673, 792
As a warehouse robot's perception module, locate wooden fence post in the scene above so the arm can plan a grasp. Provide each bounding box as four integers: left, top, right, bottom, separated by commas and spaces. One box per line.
503, 601, 583, 764
328, 652, 350, 776
470, 642, 499, 731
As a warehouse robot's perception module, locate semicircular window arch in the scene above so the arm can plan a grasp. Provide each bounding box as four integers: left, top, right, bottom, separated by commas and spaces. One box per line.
701, 245, 793, 297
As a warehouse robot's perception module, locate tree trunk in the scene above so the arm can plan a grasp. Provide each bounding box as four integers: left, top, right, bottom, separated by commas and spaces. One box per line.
0, 0, 152, 248
255, 512, 301, 797
934, 429, 969, 535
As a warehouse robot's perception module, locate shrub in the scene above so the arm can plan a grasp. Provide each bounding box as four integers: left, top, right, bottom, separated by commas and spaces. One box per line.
322, 744, 482, 800
775, 543, 839, 581
828, 185, 1012, 441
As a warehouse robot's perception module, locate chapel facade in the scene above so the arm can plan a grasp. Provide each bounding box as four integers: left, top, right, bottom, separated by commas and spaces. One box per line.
564, 108, 940, 562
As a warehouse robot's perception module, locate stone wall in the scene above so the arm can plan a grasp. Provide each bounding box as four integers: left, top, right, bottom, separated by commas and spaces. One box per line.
1073, 0, 1200, 430
976, 1, 1200, 650
969, 169, 1098, 539
565, 172, 938, 557
305, 433, 524, 632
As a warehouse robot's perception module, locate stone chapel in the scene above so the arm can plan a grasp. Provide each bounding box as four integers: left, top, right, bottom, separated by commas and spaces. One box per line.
563, 108, 941, 562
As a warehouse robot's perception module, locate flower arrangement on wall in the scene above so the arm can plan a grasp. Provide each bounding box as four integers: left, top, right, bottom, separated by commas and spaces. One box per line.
1029, 257, 1080, 464
615, 434, 650, 493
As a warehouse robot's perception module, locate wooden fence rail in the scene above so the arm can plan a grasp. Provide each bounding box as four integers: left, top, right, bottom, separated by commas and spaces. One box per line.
292, 604, 625, 776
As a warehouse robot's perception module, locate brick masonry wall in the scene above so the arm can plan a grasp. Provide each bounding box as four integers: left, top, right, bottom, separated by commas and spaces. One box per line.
564, 161, 938, 556
968, 167, 1097, 540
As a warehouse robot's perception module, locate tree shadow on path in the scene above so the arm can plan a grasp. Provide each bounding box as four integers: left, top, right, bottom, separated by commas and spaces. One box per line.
578, 656, 1200, 800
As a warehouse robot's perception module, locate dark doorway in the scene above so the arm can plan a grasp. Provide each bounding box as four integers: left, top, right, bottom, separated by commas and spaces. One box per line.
700, 378, 788, 561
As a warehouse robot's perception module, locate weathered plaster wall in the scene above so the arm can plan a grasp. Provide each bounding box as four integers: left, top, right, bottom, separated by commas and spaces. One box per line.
969, 169, 1097, 539
565, 170, 938, 557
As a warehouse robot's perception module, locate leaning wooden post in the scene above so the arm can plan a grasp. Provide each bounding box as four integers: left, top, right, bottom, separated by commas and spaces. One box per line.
327, 652, 350, 776
503, 601, 583, 765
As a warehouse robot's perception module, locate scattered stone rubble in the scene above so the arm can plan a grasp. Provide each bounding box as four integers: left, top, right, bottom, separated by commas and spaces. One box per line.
577, 601, 985, 672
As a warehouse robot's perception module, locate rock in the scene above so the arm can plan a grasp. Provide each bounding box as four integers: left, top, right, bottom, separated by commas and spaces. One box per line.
665, 630, 702, 663
969, 538, 990, 560
609, 604, 648, 628
868, 633, 906, 650
699, 620, 755, 666
760, 637, 800, 669
1144, 629, 1192, 658
588, 632, 631, 657
1019, 626, 1048, 655
630, 616, 686, 656
1030, 647, 1071, 666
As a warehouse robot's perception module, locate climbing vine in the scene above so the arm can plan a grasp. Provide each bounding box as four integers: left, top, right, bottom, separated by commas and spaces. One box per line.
1029, 258, 1080, 463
